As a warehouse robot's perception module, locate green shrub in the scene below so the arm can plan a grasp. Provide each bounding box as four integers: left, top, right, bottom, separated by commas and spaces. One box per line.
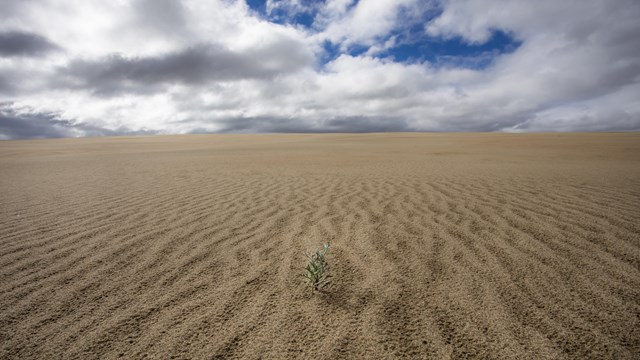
303, 243, 331, 291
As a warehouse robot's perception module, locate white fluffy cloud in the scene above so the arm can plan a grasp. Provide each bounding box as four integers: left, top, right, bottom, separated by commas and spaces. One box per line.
317, 0, 420, 48
0, 0, 639, 139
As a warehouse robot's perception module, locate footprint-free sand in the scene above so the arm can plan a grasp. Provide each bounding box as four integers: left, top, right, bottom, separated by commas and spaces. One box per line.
1, 133, 639, 359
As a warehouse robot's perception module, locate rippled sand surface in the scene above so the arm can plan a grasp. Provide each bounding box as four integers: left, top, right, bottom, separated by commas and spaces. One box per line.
1, 133, 639, 359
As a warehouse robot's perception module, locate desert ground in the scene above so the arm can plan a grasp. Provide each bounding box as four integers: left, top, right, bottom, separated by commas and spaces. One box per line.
0, 133, 639, 359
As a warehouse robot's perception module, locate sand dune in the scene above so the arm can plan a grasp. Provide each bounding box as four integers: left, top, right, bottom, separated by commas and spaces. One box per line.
1, 133, 639, 359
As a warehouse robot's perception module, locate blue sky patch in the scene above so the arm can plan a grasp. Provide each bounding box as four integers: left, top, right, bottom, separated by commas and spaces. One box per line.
246, 0, 267, 15
248, 1, 521, 70
247, 0, 321, 28
382, 29, 521, 69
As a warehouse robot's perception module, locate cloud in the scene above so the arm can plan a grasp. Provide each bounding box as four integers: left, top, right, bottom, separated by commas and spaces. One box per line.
131, 0, 188, 37
0, 30, 60, 57
0, 0, 639, 139
316, 0, 425, 49
54, 39, 313, 95
208, 114, 410, 133
0, 103, 156, 140
502, 83, 640, 132
0, 74, 15, 94
0, 103, 155, 140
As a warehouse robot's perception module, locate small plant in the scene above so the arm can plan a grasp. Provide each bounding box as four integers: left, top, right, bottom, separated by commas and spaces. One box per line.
303, 243, 331, 291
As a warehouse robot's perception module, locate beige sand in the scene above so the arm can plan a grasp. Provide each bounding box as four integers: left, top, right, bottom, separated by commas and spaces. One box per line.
1, 133, 639, 359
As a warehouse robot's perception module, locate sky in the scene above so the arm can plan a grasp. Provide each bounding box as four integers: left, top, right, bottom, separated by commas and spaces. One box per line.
1, 0, 639, 139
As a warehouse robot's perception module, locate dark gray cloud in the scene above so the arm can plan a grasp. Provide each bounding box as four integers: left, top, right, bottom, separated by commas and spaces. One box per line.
55, 40, 313, 95
207, 115, 410, 133
0, 104, 156, 140
0, 73, 16, 95
0, 30, 60, 58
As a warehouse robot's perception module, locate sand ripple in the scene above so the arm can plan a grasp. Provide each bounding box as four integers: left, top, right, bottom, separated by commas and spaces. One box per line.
1, 133, 639, 359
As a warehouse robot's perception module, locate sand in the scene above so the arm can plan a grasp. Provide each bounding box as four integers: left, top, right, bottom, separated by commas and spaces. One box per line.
1, 133, 639, 359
